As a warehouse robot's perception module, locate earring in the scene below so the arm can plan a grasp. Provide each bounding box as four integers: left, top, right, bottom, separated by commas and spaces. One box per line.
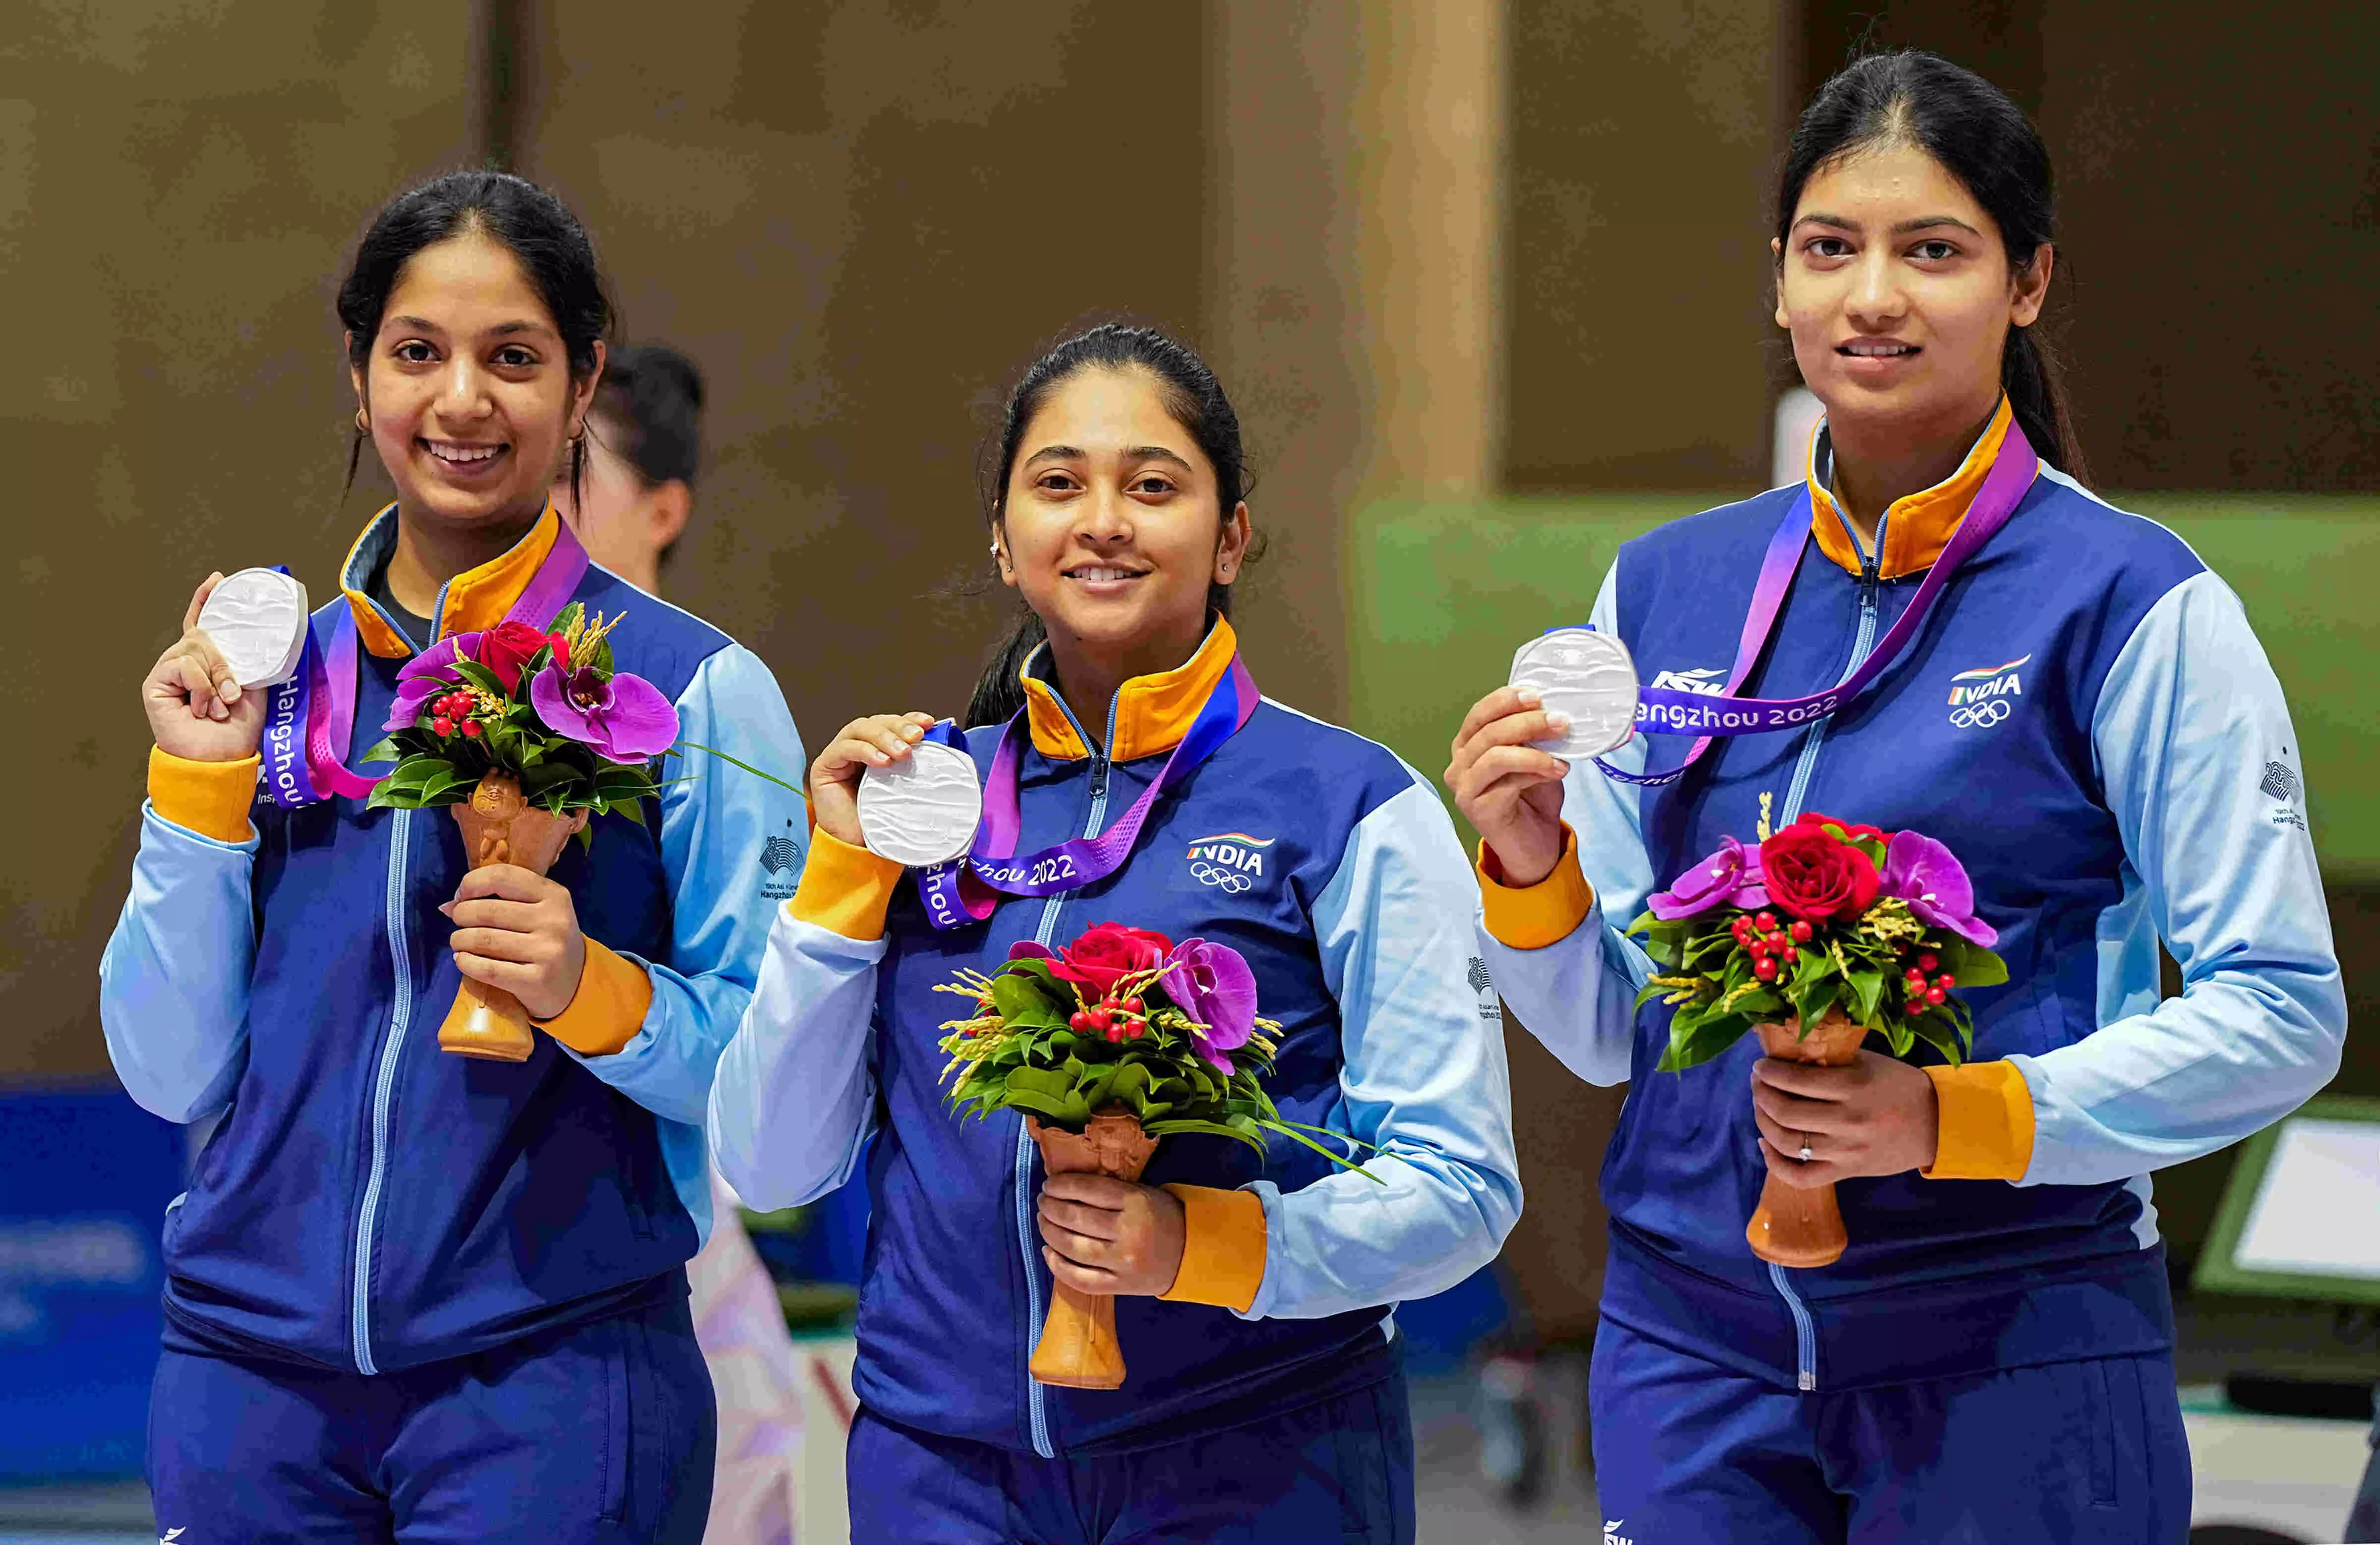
354, 408, 368, 433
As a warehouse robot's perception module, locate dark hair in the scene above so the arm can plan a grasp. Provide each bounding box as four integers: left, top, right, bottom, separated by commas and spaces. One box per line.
964, 323, 1252, 729
593, 343, 705, 488
1776, 51, 2086, 482
337, 169, 614, 506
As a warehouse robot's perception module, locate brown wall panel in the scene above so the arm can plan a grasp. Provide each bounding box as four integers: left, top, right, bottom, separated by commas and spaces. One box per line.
515, 2, 1209, 744
1, 4, 473, 1077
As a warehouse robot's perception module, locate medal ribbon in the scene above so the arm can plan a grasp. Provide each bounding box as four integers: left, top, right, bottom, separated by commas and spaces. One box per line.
261, 513, 592, 809
914, 654, 1261, 931
1594, 419, 2038, 789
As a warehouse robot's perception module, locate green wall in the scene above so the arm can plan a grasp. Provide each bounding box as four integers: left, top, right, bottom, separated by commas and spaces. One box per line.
1351, 494, 2380, 880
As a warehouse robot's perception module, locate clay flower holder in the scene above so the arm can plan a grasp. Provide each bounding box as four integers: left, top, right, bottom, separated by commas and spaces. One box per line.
437, 770, 587, 1061
1745, 1009, 1870, 1268
1025, 1109, 1159, 1390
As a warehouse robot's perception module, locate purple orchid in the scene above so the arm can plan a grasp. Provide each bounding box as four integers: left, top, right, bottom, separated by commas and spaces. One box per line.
1647, 835, 1772, 921
1161, 938, 1258, 1074
384, 631, 485, 732
1879, 830, 1998, 946
529, 659, 680, 761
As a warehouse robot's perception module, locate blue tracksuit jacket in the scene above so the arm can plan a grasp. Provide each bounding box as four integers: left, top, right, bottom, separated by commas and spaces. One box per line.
711, 618, 1521, 1459
1480, 401, 2345, 1395
101, 506, 807, 1375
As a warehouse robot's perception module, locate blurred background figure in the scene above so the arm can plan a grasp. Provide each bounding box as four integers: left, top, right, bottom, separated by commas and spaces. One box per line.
558, 343, 703, 595
557, 341, 808, 1545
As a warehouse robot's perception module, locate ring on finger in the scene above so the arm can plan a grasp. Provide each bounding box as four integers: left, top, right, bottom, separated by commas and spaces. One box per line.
1795, 1135, 1814, 1163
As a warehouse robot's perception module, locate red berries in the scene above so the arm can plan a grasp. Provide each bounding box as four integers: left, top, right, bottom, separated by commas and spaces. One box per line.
1754, 912, 1778, 933
1904, 998, 1926, 1017
1069, 1011, 1091, 1033
1778, 946, 1798, 966
1925, 986, 1947, 1006
431, 716, 454, 736
1790, 920, 1813, 943
1906, 967, 1926, 985
1935, 974, 1955, 990
460, 721, 483, 739
1918, 953, 1939, 973
1753, 958, 1778, 982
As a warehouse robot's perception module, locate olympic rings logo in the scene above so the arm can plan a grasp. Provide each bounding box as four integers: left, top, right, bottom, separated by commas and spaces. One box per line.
1949, 700, 2013, 730
1189, 861, 1254, 893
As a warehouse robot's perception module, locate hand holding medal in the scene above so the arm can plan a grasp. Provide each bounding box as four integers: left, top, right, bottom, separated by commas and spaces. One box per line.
1447, 630, 1639, 888
807, 712, 949, 854
143, 570, 300, 764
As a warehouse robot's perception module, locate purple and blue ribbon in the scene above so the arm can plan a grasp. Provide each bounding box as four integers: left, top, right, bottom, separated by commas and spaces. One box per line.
261, 513, 592, 810
1593, 419, 2039, 789
915, 654, 1261, 931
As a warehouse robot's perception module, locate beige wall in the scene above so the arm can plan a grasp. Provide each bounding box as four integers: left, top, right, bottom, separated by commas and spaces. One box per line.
1, 3, 472, 1077
1504, 0, 1784, 491
515, 1, 1209, 742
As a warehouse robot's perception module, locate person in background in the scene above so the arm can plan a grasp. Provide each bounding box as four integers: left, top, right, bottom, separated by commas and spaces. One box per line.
557, 345, 809, 1545
561, 342, 703, 595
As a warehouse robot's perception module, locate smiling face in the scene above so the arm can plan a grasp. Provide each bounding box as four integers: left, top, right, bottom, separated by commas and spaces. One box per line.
350, 231, 602, 536
994, 364, 1251, 677
1775, 139, 2050, 450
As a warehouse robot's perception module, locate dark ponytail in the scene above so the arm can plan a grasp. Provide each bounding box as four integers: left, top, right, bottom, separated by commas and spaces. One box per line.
336, 169, 614, 507
1776, 51, 2087, 483
964, 323, 1251, 728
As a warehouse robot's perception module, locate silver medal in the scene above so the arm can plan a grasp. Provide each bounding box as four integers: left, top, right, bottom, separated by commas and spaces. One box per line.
857, 738, 984, 867
195, 568, 311, 689
1508, 628, 1640, 760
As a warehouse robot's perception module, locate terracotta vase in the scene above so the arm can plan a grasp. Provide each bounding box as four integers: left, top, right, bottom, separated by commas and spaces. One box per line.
437, 771, 589, 1062
1745, 1009, 1872, 1269
1025, 1109, 1159, 1390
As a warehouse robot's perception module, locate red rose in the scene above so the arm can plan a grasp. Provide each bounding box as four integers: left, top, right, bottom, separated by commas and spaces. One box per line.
1793, 810, 1892, 845
1048, 923, 1175, 999
1758, 825, 1881, 924
478, 619, 556, 691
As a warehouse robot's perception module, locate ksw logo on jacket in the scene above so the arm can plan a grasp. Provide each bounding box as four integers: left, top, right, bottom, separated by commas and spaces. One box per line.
1945, 654, 2028, 730
1649, 666, 1726, 696
1184, 832, 1273, 894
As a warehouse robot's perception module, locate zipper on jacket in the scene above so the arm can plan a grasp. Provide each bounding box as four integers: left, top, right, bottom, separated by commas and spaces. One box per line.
1768, 511, 1887, 1392
1013, 688, 1118, 1458
350, 807, 416, 1376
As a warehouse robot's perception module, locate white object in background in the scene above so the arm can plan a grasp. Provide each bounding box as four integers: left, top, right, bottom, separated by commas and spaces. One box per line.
2184, 1398, 2369, 1540
856, 739, 982, 867
1509, 629, 1640, 760
688, 1167, 802, 1545
1773, 387, 1824, 491
194, 567, 310, 688
2234, 1118, 2380, 1279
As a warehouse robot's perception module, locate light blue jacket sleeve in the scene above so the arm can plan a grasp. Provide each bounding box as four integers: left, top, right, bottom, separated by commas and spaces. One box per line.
2010, 570, 2346, 1185
99, 806, 259, 1123
708, 904, 883, 1213
1475, 560, 1660, 1088
1239, 774, 1523, 1321
557, 643, 809, 1129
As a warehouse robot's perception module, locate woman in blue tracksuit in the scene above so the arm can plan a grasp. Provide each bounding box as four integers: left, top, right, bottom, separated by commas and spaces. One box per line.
1448, 53, 2344, 1543
710, 323, 1520, 1544
104, 171, 806, 1542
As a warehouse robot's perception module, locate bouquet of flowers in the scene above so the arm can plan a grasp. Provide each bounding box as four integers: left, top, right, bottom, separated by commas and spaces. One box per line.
935, 922, 1368, 1389
358, 608, 674, 831
1628, 811, 2010, 1073
359, 607, 793, 1062
1626, 813, 2011, 1267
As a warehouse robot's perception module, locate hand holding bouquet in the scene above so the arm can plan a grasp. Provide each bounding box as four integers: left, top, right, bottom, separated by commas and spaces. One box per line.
1627, 813, 2010, 1266
934, 923, 1368, 1389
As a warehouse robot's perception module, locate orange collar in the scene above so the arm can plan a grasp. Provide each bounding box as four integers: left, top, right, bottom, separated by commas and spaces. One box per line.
1020, 618, 1240, 762
1806, 397, 2016, 580
337, 504, 565, 660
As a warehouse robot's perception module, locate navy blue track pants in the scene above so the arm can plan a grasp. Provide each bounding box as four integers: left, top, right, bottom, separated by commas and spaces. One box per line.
1589, 1315, 2192, 1543
147, 1290, 715, 1544
847, 1366, 1415, 1544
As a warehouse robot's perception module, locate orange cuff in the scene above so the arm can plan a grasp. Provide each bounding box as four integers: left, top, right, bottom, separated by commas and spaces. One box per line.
789, 828, 905, 942
1476, 825, 1594, 949
536, 939, 654, 1057
1158, 1184, 1268, 1313
1922, 1060, 2036, 1181
148, 748, 261, 843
